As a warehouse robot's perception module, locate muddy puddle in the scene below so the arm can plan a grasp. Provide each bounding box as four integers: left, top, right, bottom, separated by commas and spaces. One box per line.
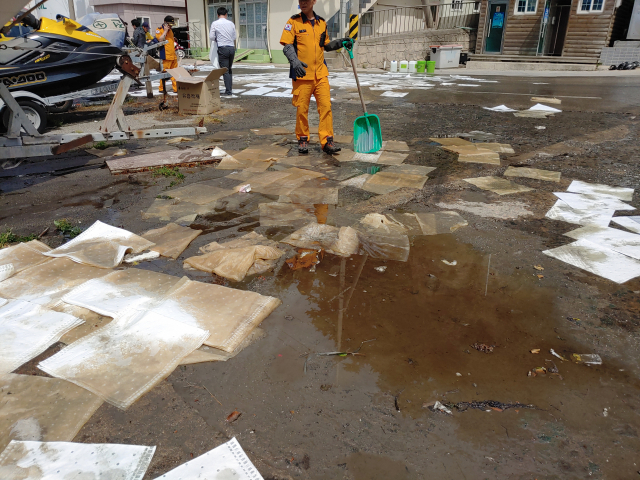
259, 234, 640, 477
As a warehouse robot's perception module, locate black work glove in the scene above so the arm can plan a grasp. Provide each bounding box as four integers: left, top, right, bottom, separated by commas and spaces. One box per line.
283, 44, 308, 78
325, 37, 353, 51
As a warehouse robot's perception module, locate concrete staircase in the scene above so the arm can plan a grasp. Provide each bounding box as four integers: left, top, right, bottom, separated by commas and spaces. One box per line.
238, 49, 271, 64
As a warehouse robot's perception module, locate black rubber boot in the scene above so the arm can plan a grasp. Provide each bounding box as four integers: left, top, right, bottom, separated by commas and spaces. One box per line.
322, 136, 341, 154
298, 136, 309, 154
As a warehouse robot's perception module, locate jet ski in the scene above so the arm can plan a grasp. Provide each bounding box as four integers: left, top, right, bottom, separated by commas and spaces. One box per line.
0, 15, 134, 97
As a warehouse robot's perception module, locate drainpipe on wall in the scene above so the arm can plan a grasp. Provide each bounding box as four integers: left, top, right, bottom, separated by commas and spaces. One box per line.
266, 0, 272, 61
420, 0, 434, 28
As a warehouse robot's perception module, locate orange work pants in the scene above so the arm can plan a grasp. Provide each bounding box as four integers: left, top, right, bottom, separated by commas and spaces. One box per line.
159, 58, 178, 93
292, 77, 333, 147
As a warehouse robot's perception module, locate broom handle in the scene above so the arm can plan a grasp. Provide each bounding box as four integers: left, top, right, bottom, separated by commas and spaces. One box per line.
350, 54, 367, 115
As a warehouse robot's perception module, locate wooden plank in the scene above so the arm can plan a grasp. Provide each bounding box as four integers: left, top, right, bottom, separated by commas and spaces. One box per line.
51, 135, 93, 155
105, 147, 217, 174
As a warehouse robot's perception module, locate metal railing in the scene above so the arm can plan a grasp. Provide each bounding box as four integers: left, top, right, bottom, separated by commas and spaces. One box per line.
359, 2, 480, 38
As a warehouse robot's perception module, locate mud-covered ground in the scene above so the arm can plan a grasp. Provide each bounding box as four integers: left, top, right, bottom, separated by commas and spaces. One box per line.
2, 70, 640, 479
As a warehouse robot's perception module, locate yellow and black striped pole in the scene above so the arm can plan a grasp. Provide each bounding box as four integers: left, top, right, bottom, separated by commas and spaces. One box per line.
349, 14, 358, 40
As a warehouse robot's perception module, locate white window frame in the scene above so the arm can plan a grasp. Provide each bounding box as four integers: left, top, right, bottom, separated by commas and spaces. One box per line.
514, 0, 538, 14
474, 1, 481, 12
577, 0, 605, 13
451, 0, 464, 10
136, 17, 150, 25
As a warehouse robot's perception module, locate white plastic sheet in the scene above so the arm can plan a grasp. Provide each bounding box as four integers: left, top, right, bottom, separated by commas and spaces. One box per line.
545, 199, 615, 227
611, 216, 640, 234
0, 300, 83, 374
44, 221, 154, 268
0, 241, 51, 283
154, 437, 262, 479
0, 440, 155, 480
566, 180, 634, 201
564, 225, 640, 260
39, 310, 209, 409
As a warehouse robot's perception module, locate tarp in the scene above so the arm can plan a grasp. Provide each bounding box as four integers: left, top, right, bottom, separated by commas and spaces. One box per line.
77, 13, 125, 48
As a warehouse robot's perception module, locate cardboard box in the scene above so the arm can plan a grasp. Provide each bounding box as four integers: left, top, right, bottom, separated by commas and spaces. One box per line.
167, 66, 227, 115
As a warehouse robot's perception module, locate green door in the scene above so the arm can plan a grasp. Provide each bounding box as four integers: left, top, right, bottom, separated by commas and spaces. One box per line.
485, 3, 507, 53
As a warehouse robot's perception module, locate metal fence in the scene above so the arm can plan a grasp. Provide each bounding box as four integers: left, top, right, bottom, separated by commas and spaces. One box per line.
359, 1, 480, 38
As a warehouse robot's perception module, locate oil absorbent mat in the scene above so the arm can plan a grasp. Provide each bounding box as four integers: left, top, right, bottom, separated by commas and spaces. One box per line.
611, 216, 640, 235
464, 176, 533, 195
354, 214, 410, 262
563, 225, 640, 260
165, 183, 234, 205
377, 151, 409, 165
39, 309, 208, 409
545, 200, 616, 227
105, 147, 212, 174
362, 172, 427, 195
184, 245, 283, 281
0, 241, 51, 283
259, 202, 318, 227
543, 238, 640, 284
280, 223, 359, 257
251, 168, 324, 196
503, 166, 561, 182
284, 186, 339, 205
153, 437, 262, 480
566, 180, 634, 201
382, 140, 410, 152
474, 143, 515, 154
429, 137, 474, 146
0, 257, 111, 309
62, 269, 182, 318
385, 165, 436, 176
142, 223, 202, 259
0, 300, 83, 374
0, 374, 103, 451
0, 440, 155, 480
180, 327, 266, 365
142, 198, 215, 222
146, 278, 281, 352
443, 145, 501, 165
414, 211, 468, 235
44, 221, 154, 268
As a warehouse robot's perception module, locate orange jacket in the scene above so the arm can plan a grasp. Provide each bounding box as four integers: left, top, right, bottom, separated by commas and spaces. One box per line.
155, 27, 176, 60
280, 12, 330, 81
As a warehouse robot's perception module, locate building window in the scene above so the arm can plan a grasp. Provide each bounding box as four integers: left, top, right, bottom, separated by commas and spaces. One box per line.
579, 0, 604, 12
474, 1, 481, 11
515, 0, 537, 13
451, 0, 463, 9
136, 17, 150, 25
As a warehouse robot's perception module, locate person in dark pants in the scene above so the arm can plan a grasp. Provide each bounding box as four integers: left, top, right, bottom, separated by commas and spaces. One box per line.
209, 7, 237, 95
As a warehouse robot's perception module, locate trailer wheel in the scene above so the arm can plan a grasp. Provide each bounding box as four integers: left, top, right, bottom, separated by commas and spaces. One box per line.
48, 100, 73, 114
2, 99, 48, 134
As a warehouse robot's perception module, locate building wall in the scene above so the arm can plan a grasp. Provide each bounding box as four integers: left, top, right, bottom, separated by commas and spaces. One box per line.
355, 28, 476, 67
475, 0, 541, 55
89, 0, 186, 30
562, 0, 616, 57
609, 0, 633, 44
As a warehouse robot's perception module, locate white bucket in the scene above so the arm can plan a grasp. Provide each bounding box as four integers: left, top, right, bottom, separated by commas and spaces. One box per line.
390, 60, 398, 73
399, 60, 408, 73
409, 61, 417, 73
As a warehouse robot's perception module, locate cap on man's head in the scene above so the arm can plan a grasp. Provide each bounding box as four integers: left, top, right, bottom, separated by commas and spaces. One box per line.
142, 22, 150, 28
164, 15, 175, 24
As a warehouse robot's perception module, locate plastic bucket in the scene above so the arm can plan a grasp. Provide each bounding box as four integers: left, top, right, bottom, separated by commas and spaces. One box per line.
426, 60, 436, 74
416, 60, 426, 73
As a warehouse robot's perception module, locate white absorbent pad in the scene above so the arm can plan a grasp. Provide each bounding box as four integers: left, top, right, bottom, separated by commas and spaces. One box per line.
0, 440, 155, 480
0, 258, 112, 309
154, 437, 262, 480
0, 300, 83, 374
44, 220, 155, 268
0, 373, 103, 452
147, 277, 281, 352
0, 241, 52, 283
38, 310, 208, 409
62, 269, 182, 317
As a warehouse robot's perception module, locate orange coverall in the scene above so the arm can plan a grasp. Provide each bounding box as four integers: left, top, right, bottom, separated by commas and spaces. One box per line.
279, 12, 334, 147
155, 27, 178, 93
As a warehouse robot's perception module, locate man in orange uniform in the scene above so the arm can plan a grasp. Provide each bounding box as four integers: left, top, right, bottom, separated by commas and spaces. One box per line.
155, 15, 178, 93
280, 0, 352, 154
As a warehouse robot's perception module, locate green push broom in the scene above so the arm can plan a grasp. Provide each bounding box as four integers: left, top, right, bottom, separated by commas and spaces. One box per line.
343, 40, 382, 153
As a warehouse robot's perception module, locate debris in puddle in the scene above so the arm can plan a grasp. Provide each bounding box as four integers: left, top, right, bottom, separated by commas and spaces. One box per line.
374, 266, 387, 273
451, 400, 536, 412
426, 401, 453, 415
320, 384, 332, 391
603, 408, 609, 417
535, 126, 546, 130
316, 338, 376, 357
456, 372, 462, 377
530, 348, 541, 354
550, 349, 568, 361
226, 410, 242, 423
442, 260, 457, 266
573, 353, 603, 365
536, 274, 544, 280
533, 265, 544, 271
472, 343, 495, 353
238, 184, 251, 193
528, 366, 547, 377
394, 396, 400, 412
286, 248, 324, 271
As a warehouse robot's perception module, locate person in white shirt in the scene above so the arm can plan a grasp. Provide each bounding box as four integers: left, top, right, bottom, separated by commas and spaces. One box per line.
209, 7, 237, 95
